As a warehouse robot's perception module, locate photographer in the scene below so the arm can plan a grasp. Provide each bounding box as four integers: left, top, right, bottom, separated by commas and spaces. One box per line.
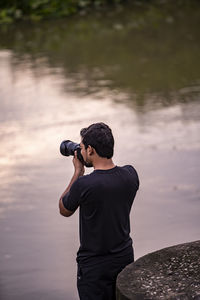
59, 122, 139, 300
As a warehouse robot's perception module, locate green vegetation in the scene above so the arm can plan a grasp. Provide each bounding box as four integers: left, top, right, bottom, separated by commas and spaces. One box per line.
0, 0, 199, 105
0, 0, 124, 23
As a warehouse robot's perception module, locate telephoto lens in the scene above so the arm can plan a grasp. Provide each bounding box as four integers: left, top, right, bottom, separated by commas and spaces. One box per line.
60, 140, 84, 164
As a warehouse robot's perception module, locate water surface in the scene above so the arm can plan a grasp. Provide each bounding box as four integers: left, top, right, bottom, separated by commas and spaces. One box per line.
0, 2, 200, 299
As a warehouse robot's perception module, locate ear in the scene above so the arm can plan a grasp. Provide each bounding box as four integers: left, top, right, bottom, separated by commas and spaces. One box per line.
87, 145, 94, 156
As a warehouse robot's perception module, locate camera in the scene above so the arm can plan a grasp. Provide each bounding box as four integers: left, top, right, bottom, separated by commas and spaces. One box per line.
60, 140, 84, 164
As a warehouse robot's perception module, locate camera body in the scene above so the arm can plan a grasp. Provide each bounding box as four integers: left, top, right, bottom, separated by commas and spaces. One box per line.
60, 140, 84, 164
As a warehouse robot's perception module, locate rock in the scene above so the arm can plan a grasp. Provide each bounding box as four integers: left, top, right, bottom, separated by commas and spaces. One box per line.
116, 240, 200, 300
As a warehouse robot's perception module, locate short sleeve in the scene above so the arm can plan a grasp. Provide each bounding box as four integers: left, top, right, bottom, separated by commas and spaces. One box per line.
62, 179, 81, 212
126, 165, 140, 190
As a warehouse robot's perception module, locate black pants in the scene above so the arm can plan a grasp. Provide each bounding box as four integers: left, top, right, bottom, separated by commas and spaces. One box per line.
77, 252, 134, 300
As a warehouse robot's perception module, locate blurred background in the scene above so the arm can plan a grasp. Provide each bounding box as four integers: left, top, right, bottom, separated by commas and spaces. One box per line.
0, 1, 200, 299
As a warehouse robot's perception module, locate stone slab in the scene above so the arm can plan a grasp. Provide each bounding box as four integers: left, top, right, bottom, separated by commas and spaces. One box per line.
116, 240, 200, 300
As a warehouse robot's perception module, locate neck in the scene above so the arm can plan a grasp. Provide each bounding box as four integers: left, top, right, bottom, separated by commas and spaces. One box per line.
93, 158, 115, 170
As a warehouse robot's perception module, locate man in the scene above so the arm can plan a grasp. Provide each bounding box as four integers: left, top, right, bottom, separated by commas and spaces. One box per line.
59, 122, 139, 300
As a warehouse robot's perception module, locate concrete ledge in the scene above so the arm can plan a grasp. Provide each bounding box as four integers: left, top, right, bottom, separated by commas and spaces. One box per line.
116, 240, 200, 300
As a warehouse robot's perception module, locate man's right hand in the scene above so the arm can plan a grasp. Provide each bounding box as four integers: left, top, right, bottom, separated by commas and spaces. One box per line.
73, 151, 85, 176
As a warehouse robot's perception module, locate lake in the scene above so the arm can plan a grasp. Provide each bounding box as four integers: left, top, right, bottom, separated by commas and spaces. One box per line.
0, 1, 200, 299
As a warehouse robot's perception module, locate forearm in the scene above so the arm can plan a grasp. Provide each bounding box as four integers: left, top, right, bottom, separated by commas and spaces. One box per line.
60, 170, 84, 200
59, 171, 82, 217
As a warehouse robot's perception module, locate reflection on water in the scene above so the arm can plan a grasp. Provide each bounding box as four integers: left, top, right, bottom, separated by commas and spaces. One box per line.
0, 1, 200, 103
0, 2, 200, 299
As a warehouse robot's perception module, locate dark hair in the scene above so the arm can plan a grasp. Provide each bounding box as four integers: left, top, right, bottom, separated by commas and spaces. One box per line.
80, 122, 114, 159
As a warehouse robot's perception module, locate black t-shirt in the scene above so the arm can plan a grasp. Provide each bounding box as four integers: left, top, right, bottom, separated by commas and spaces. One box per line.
62, 165, 139, 264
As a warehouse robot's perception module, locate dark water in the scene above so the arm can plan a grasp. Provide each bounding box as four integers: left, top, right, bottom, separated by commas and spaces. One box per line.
0, 1, 200, 299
